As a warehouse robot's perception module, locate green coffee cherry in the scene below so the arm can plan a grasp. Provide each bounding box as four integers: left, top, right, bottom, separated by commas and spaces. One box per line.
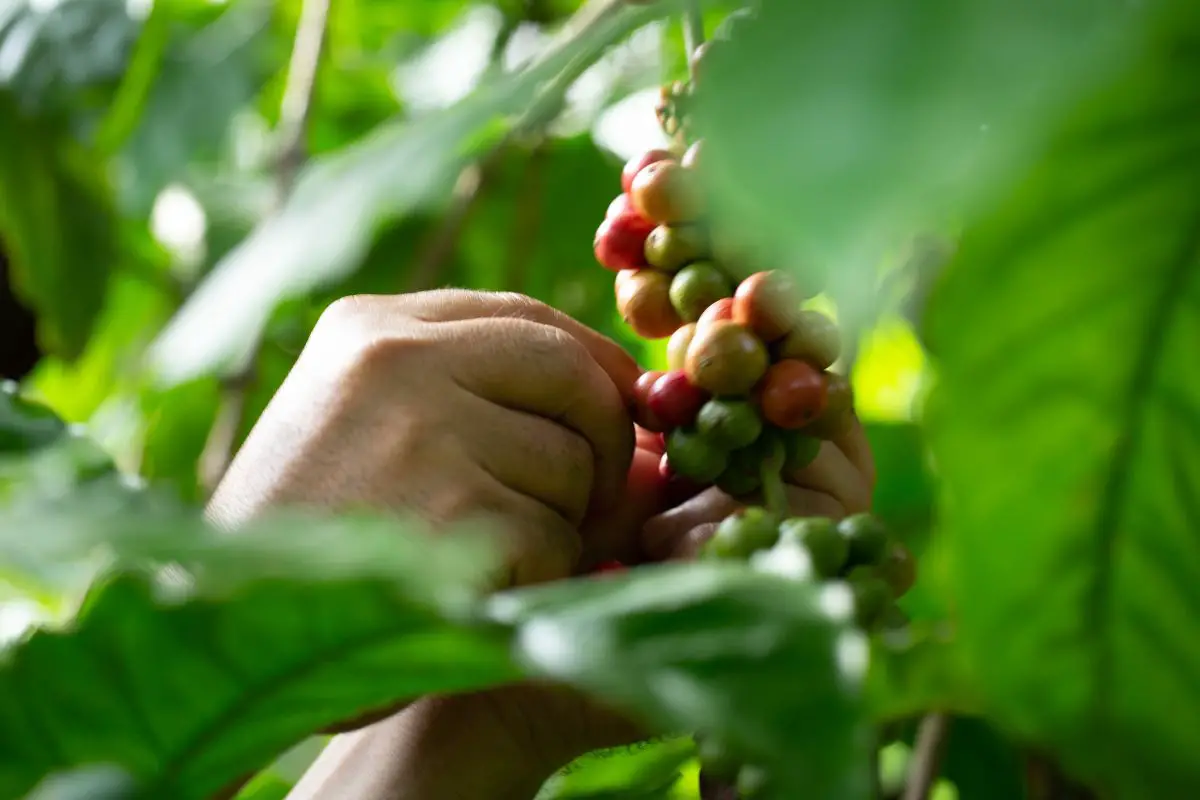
705, 507, 780, 560
878, 543, 917, 598
837, 513, 891, 570
846, 566, 892, 630
782, 429, 821, 474
697, 399, 763, 450
644, 224, 709, 273
778, 517, 848, 579
716, 464, 762, 498
666, 427, 728, 484
669, 261, 733, 322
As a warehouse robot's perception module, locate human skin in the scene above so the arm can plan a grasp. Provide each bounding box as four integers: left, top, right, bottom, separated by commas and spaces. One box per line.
207, 290, 875, 800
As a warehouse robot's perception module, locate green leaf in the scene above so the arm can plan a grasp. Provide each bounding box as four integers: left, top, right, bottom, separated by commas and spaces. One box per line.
537, 736, 695, 800
233, 772, 293, 800
0, 383, 66, 455
695, 0, 1155, 326
490, 563, 871, 800
866, 625, 981, 723
922, 7, 1200, 796
148, 1, 670, 384
0, 93, 120, 359
0, 476, 517, 798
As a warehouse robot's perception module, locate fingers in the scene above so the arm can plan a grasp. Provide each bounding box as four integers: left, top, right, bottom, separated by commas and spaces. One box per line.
402, 290, 643, 406
436, 316, 635, 512
641, 485, 846, 562
829, 413, 877, 493
635, 425, 664, 454
578, 445, 667, 570
458, 394, 594, 526
784, 440, 872, 515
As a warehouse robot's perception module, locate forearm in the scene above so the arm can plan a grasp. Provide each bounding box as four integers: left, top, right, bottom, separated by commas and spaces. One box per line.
286, 696, 556, 800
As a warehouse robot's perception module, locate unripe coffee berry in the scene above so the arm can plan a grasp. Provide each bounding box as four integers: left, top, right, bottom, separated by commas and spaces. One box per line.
594, 215, 651, 272
846, 566, 892, 630
648, 370, 709, 429
665, 427, 727, 483
667, 323, 697, 371
716, 464, 761, 498
758, 359, 828, 429
697, 296, 735, 329
838, 513, 892, 569
696, 398, 762, 450
686, 320, 769, 397
633, 370, 668, 432
621, 148, 675, 194
776, 309, 841, 369
705, 507, 780, 560
644, 224, 708, 273
778, 517, 848, 579
670, 261, 732, 323
732, 270, 803, 343
781, 429, 822, 474
616, 270, 683, 339
630, 160, 703, 224
805, 371, 855, 439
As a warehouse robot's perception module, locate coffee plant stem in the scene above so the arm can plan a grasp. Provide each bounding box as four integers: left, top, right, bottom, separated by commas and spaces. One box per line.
903, 713, 953, 800
760, 463, 790, 521
682, 0, 706, 73
198, 0, 331, 497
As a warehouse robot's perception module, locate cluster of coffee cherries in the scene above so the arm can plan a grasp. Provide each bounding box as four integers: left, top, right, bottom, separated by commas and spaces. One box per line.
594, 144, 851, 506
695, 511, 915, 798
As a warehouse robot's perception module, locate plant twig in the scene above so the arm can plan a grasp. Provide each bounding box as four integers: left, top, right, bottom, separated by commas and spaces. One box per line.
683, 0, 706, 68
903, 713, 952, 800
198, 0, 331, 497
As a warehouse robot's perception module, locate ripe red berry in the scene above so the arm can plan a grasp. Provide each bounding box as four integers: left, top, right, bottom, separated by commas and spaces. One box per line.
593, 560, 628, 575
648, 370, 709, 429
595, 215, 652, 272
606, 193, 655, 233
697, 296, 735, 329
733, 270, 803, 343
622, 148, 676, 194
633, 370, 669, 432
758, 359, 828, 429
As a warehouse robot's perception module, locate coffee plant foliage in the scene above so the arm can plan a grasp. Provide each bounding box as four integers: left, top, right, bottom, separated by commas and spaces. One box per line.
0, 0, 1197, 798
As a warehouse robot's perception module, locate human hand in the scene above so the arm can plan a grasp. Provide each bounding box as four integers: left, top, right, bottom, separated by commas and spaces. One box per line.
208, 289, 641, 587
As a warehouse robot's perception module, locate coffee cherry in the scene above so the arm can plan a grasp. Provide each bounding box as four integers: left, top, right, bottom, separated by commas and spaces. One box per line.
621, 148, 675, 194
630, 160, 703, 224
681, 139, 703, 170
670, 261, 732, 322
594, 215, 651, 272
718, 427, 784, 498
696, 737, 740, 782
778, 517, 848, 579
667, 323, 697, 371
604, 193, 654, 232
716, 464, 761, 498
805, 371, 855, 439
838, 513, 892, 569
648, 370, 709, 429
705, 507, 780, 560
592, 560, 627, 574
697, 398, 762, 450
732, 270, 803, 342
781, 429, 821, 474
644, 224, 708, 273
846, 566, 892, 630
633, 370, 668, 432
776, 309, 841, 369
660, 453, 707, 505
697, 296, 735, 329
686, 320, 769, 397
614, 268, 638, 297
665, 427, 727, 483
758, 359, 828, 429
616, 270, 683, 339
879, 544, 917, 598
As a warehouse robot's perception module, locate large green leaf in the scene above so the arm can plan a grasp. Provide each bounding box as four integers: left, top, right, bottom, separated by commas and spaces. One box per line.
537, 736, 696, 800
694, 0, 1155, 328
922, 7, 1200, 796
491, 563, 871, 800
149, 0, 672, 384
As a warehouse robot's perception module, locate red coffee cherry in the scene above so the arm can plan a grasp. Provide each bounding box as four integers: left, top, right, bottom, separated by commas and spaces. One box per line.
758, 359, 828, 429
806, 371, 855, 439
595, 214, 652, 272
622, 148, 676, 194
732, 270, 803, 343
697, 296, 735, 329
648, 370, 710, 429
633, 370, 669, 432
616, 270, 683, 339
606, 193, 655, 232
630, 160, 703, 224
